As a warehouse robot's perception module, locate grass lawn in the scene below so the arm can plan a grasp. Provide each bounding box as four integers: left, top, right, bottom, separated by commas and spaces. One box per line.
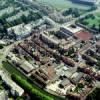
81, 11, 100, 29
95, 12, 100, 17
36, 0, 91, 11
82, 14, 100, 29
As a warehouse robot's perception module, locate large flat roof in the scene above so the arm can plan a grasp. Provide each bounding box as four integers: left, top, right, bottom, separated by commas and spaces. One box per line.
20, 61, 34, 73
61, 25, 83, 33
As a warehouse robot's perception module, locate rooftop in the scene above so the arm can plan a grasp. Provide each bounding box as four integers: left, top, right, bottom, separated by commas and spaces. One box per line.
20, 60, 34, 73
7, 23, 32, 37
0, 71, 24, 96
61, 25, 83, 34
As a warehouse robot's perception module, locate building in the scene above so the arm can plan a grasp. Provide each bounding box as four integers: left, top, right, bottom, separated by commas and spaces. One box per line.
0, 71, 24, 96
95, 34, 100, 40
7, 52, 34, 74
31, 69, 49, 87
60, 24, 83, 38
59, 78, 70, 88
40, 33, 59, 46
31, 66, 57, 87
20, 61, 34, 74
0, 90, 8, 100
41, 66, 57, 80
71, 72, 84, 84
7, 23, 33, 40
61, 56, 75, 67
0, 7, 14, 17
6, 10, 29, 22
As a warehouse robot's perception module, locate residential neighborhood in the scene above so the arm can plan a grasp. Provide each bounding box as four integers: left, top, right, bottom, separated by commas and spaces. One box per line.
0, 0, 100, 100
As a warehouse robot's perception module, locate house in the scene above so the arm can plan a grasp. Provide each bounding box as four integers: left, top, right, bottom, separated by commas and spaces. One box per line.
71, 72, 84, 84
40, 33, 59, 46
59, 78, 70, 88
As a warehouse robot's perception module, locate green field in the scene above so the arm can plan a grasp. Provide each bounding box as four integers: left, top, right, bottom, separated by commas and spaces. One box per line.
95, 12, 100, 17
36, 0, 91, 11
84, 18, 100, 28
81, 12, 100, 29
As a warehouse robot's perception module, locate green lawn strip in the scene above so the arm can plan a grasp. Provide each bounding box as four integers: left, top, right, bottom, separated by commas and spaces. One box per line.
2, 61, 64, 100
2, 61, 27, 79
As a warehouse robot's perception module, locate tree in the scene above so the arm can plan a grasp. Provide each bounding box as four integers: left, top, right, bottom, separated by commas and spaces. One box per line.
86, 88, 100, 100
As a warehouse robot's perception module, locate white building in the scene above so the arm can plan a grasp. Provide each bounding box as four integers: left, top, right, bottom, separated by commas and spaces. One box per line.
0, 90, 8, 100
60, 24, 83, 37
7, 23, 33, 40
0, 71, 24, 96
